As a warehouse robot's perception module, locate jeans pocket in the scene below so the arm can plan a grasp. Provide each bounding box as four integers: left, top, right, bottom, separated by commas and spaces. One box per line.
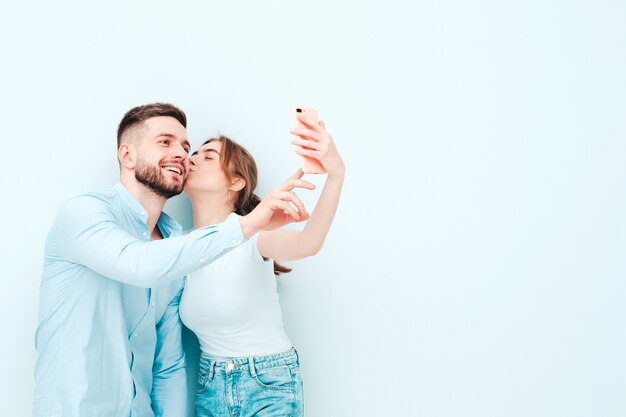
254, 365, 296, 392
196, 370, 212, 394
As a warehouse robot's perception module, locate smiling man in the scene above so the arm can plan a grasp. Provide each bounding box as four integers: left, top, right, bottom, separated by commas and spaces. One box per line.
33, 103, 312, 417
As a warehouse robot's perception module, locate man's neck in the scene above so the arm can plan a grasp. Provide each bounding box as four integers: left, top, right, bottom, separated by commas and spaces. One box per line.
120, 178, 167, 235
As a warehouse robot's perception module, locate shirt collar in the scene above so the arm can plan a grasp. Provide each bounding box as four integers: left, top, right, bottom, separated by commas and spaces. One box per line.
113, 182, 146, 218
157, 211, 182, 236
113, 183, 182, 236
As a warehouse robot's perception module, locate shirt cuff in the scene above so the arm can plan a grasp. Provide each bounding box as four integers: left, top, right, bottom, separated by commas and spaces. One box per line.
187, 213, 246, 267
218, 212, 246, 245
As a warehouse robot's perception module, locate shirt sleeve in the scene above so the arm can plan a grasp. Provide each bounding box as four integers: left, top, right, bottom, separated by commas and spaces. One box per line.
151, 282, 188, 417
52, 195, 244, 288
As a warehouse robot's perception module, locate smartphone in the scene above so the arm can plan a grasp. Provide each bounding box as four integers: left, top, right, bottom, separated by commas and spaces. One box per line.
293, 107, 326, 174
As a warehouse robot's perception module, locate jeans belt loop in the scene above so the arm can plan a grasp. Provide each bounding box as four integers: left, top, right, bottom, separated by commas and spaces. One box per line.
248, 356, 257, 378
208, 360, 215, 382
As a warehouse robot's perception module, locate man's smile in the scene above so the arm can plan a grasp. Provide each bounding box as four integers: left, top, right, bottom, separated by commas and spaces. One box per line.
161, 163, 185, 177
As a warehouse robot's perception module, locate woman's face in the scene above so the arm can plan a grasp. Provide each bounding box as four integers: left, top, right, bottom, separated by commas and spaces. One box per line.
184, 140, 230, 195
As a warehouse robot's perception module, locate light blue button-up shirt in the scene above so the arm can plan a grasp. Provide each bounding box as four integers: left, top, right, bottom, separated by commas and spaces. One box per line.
33, 183, 244, 417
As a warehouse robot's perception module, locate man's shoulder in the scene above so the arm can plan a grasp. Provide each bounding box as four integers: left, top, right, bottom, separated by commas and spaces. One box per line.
71, 186, 117, 201
58, 187, 119, 216
46, 187, 122, 241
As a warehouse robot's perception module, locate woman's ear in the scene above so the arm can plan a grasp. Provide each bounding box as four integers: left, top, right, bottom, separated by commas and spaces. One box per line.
118, 143, 136, 170
229, 177, 246, 192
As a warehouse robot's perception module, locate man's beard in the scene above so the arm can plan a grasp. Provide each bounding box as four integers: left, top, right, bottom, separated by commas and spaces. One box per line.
135, 161, 184, 199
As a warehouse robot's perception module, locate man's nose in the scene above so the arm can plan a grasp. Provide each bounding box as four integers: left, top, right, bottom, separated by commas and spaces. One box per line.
172, 143, 188, 158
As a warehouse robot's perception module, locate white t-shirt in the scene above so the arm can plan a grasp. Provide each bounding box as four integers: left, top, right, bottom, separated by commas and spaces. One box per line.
179, 235, 292, 358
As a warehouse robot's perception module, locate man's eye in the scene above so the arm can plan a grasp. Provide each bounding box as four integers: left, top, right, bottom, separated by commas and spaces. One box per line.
160, 139, 169, 145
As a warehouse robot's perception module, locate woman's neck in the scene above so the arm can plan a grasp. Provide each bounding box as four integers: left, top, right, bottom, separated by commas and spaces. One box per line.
190, 192, 234, 229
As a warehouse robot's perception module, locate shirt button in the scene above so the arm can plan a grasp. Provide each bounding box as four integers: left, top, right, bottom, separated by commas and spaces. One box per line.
134, 333, 139, 337
227, 362, 234, 371
200, 258, 206, 263
142, 232, 148, 236
140, 211, 146, 216
231, 239, 238, 244
150, 301, 155, 306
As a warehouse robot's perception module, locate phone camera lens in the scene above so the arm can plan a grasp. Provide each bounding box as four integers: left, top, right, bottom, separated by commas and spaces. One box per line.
296, 108, 302, 113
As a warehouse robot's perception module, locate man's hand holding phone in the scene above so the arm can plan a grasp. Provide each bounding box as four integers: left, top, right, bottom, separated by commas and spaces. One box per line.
239, 170, 315, 238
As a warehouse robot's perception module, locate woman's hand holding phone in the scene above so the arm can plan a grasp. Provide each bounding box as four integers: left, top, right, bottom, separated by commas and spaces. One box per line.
256, 110, 345, 261
291, 108, 345, 177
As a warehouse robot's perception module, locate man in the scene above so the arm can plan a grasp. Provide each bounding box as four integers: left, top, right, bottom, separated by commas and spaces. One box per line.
33, 103, 312, 417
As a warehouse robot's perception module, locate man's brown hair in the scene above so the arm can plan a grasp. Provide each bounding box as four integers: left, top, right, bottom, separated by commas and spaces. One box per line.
117, 103, 187, 147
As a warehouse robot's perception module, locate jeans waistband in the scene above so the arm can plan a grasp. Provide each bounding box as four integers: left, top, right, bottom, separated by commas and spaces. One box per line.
199, 348, 298, 378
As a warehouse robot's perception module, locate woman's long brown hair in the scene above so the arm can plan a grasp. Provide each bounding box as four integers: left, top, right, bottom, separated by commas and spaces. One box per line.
202, 135, 292, 275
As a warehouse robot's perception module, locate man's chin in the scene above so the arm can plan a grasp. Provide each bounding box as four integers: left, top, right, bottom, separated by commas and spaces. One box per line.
145, 183, 183, 199
163, 185, 184, 198
135, 165, 184, 199
168, 178, 186, 194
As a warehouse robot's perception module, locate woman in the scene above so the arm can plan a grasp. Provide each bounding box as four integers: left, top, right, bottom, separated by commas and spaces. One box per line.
179, 115, 345, 417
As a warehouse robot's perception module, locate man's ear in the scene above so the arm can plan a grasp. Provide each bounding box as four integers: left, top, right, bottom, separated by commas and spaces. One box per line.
229, 177, 246, 192
118, 143, 136, 170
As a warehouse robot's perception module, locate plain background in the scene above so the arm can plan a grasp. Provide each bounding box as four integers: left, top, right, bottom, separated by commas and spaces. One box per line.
2, 1, 625, 416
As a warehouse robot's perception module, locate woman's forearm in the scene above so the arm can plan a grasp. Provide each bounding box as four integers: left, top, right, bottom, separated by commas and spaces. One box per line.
297, 173, 344, 255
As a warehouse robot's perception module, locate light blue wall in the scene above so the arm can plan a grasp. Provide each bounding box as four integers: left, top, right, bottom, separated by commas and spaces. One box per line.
2, 1, 626, 416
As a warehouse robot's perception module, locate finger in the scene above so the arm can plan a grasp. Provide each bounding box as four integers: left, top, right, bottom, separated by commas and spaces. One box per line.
288, 168, 304, 180
319, 120, 326, 129
273, 200, 301, 220
283, 191, 307, 217
268, 179, 315, 193
270, 190, 308, 218
295, 208, 309, 221
268, 180, 316, 197
291, 138, 321, 150
290, 128, 320, 141
271, 190, 306, 211
296, 113, 323, 132
276, 178, 316, 192
294, 147, 323, 160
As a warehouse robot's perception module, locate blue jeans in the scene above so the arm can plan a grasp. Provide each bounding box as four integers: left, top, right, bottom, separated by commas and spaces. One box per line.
195, 348, 304, 417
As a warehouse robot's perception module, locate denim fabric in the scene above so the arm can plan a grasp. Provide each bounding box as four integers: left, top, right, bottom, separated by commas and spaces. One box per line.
195, 348, 304, 417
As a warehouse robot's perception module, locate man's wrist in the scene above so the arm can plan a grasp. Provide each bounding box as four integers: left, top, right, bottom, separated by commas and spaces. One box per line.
239, 215, 258, 239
